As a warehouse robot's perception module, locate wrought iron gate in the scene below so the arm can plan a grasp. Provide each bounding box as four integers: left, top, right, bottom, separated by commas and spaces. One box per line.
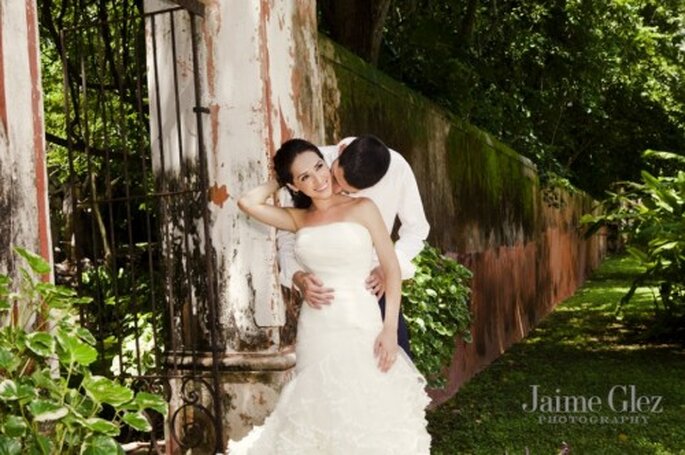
54, 2, 224, 453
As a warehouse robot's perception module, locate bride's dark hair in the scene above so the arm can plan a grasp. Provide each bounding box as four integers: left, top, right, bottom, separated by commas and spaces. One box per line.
274, 139, 324, 209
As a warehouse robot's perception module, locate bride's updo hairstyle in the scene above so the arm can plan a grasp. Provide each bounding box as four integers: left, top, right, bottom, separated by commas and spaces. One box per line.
274, 138, 324, 209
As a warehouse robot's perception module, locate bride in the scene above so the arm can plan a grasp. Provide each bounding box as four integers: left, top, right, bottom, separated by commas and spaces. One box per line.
229, 139, 431, 454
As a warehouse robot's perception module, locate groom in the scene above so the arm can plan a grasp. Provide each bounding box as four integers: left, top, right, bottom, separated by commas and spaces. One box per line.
277, 135, 430, 357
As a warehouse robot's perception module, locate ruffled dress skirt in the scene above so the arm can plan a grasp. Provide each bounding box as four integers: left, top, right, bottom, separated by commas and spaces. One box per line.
227, 222, 432, 454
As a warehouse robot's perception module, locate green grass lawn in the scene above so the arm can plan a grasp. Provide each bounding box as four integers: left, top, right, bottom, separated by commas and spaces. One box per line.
427, 255, 685, 455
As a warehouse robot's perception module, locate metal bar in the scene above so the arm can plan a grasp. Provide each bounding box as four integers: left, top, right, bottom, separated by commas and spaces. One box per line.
80, 32, 108, 361
92, 29, 127, 379
190, 11, 224, 452
60, 28, 84, 324
134, 15, 164, 376
169, 0, 205, 17
170, 8, 200, 385
75, 188, 199, 206
62, 9, 184, 33
143, 7, 187, 18
114, 12, 144, 377
150, 13, 179, 371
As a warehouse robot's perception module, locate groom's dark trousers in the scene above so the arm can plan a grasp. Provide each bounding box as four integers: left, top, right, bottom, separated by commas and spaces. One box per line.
378, 295, 412, 358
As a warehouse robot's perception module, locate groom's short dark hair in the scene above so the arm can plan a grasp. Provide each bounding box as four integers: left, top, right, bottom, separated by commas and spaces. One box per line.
338, 135, 391, 190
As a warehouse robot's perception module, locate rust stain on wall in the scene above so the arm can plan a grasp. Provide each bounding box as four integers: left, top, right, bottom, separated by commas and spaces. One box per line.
278, 105, 293, 144
201, 4, 217, 98
210, 102, 219, 158
430, 205, 605, 406
258, 0, 275, 157
25, 0, 51, 271
289, 4, 321, 142
209, 182, 229, 207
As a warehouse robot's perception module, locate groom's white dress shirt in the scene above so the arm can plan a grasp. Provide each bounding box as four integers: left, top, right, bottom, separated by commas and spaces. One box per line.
277, 138, 430, 287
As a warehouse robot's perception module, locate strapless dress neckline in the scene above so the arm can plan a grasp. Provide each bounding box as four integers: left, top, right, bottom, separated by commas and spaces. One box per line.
297, 220, 368, 235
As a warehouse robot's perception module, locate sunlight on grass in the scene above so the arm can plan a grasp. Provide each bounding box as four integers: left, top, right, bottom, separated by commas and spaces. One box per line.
427, 255, 685, 455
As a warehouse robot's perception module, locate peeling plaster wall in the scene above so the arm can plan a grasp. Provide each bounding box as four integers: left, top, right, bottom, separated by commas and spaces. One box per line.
319, 36, 606, 404
198, 0, 322, 350
144, 0, 323, 447
0, 0, 52, 282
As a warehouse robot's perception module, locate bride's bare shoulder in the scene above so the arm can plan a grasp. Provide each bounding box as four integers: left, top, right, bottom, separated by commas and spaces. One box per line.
350, 197, 378, 211
347, 197, 382, 224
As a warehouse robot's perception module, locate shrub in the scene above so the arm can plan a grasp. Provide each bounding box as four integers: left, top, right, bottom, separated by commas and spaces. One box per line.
0, 248, 167, 454
403, 243, 473, 388
582, 150, 685, 336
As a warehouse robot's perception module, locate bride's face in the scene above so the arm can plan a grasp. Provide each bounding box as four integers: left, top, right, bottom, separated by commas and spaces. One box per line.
288, 151, 333, 200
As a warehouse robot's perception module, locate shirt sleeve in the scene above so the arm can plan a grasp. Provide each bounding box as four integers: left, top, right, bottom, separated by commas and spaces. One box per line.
394, 158, 430, 280
275, 187, 301, 288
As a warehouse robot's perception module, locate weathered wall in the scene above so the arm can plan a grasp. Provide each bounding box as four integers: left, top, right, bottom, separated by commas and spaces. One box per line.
319, 36, 606, 404
0, 0, 52, 281
144, 0, 323, 450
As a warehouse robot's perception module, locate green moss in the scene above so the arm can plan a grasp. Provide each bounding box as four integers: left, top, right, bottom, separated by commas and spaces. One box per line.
445, 125, 538, 245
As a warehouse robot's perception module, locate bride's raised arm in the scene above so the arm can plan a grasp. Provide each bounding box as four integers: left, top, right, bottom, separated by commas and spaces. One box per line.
237, 179, 299, 232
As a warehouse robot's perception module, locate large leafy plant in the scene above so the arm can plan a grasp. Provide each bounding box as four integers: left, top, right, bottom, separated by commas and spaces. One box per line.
403, 243, 473, 388
0, 248, 167, 454
582, 150, 685, 331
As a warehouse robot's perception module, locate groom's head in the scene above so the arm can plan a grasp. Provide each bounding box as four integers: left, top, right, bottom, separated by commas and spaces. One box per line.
331, 135, 391, 194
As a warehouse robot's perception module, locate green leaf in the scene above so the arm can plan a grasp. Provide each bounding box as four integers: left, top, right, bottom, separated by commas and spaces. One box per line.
0, 275, 9, 292
1, 416, 27, 438
122, 411, 152, 432
0, 348, 20, 373
27, 399, 68, 422
0, 280, 9, 309
65, 388, 98, 416
85, 417, 120, 436
0, 435, 21, 455
0, 380, 18, 401
15, 382, 37, 403
34, 283, 76, 310
57, 330, 98, 366
626, 246, 649, 263
14, 247, 51, 275
82, 375, 134, 407
75, 327, 97, 346
26, 434, 52, 455
81, 435, 122, 455
26, 332, 56, 357
643, 149, 685, 165
134, 391, 168, 416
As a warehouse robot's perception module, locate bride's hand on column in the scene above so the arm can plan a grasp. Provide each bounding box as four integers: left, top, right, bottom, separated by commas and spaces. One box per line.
373, 325, 399, 373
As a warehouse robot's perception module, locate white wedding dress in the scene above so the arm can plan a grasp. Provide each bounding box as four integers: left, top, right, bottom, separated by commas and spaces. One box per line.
227, 222, 431, 454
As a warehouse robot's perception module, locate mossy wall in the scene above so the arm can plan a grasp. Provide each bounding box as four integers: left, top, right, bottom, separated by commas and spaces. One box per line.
319, 36, 606, 401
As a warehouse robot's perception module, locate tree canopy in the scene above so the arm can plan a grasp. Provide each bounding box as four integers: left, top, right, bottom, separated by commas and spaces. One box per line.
322, 0, 685, 196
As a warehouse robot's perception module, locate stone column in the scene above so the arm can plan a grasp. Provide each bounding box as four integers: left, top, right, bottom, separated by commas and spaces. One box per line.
143, 1, 323, 452
0, 0, 52, 281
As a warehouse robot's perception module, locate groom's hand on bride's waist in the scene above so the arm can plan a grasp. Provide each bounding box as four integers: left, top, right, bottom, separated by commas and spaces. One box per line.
365, 266, 385, 298
293, 271, 334, 309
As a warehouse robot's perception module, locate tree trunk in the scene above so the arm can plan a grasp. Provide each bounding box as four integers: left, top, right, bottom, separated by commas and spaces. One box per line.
319, 0, 393, 66
456, 0, 479, 50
